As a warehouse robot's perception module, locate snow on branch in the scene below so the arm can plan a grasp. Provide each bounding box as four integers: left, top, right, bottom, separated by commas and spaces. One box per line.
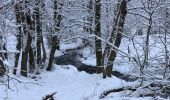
58, 34, 136, 61
6, 74, 41, 85
0, 50, 20, 54
92, 34, 134, 59
0, 0, 23, 14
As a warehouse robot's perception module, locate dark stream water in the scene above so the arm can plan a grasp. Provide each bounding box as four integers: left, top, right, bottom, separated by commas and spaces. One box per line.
55, 49, 137, 81
55, 49, 96, 74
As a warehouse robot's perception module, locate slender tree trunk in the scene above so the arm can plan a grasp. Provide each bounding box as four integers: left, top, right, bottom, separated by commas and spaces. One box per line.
143, 16, 152, 66
32, 0, 46, 69
87, 0, 93, 34
13, 3, 22, 75
34, 0, 42, 65
20, 1, 35, 76
29, 47, 35, 73
46, 0, 62, 71
95, 0, 103, 74
13, 34, 21, 75
21, 51, 28, 77
21, 31, 33, 77
163, 9, 169, 79
105, 0, 128, 77
46, 36, 59, 71
41, 36, 47, 63
37, 38, 42, 64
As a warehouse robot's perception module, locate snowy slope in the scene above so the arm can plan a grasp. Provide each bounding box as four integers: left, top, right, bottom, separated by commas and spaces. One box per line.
0, 64, 154, 100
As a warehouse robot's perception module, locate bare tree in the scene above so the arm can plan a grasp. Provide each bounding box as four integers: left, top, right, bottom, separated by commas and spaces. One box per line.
33, 0, 46, 67
46, 0, 62, 71
18, 0, 35, 77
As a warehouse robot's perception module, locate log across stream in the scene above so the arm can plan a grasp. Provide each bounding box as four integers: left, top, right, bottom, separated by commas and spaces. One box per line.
55, 48, 138, 82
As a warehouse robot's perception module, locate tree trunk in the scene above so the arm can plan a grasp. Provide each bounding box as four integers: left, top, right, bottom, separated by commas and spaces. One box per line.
29, 47, 35, 73
21, 31, 33, 77
0, 59, 6, 77
95, 0, 103, 74
34, 0, 42, 65
46, 36, 59, 71
87, 0, 93, 34
46, 0, 62, 71
41, 36, 47, 63
21, 50, 28, 77
143, 16, 152, 66
20, 1, 35, 76
13, 34, 21, 75
105, 0, 128, 77
13, 3, 22, 75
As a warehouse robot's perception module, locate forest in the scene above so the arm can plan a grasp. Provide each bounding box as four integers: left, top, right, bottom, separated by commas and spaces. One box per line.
0, 0, 170, 100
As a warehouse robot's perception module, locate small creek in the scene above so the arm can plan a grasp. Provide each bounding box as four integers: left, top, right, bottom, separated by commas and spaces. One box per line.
55, 49, 96, 74
55, 48, 137, 82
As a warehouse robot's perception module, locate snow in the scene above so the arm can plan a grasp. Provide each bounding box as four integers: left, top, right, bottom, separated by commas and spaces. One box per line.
81, 56, 96, 66
0, 64, 128, 100
60, 42, 81, 51
102, 96, 152, 100
0, 35, 168, 100
54, 50, 64, 57
1, 35, 169, 100
0, 0, 169, 99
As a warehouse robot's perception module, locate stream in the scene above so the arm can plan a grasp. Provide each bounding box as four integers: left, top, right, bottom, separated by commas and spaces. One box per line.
55, 48, 138, 82
55, 49, 96, 74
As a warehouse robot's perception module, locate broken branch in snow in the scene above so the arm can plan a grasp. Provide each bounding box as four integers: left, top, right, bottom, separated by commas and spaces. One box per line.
42, 92, 57, 100
100, 86, 137, 99
100, 81, 170, 99
6, 74, 41, 85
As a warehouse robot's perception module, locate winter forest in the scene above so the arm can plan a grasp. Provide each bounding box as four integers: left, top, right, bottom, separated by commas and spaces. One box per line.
0, 0, 170, 100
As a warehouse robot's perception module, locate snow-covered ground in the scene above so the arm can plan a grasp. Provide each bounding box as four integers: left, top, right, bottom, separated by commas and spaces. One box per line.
0, 64, 152, 100
0, 65, 121, 100
0, 35, 169, 100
